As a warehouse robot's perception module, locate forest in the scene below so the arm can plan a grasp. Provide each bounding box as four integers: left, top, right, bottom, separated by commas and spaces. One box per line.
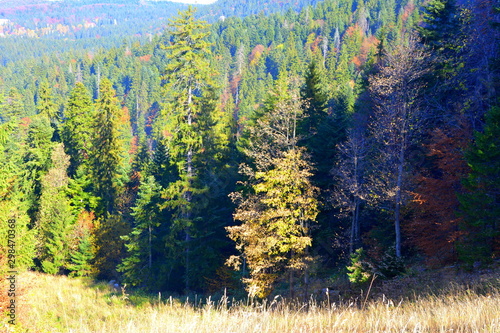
0, 0, 499, 301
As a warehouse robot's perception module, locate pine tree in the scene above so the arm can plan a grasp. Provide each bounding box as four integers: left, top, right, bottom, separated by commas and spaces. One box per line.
90, 78, 126, 215
458, 106, 500, 265
118, 176, 162, 287
160, 6, 218, 291
37, 143, 74, 275
69, 229, 94, 277
61, 82, 95, 176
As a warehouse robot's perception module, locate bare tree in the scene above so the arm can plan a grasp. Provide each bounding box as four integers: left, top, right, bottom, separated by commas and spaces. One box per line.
368, 35, 429, 258
333, 128, 369, 254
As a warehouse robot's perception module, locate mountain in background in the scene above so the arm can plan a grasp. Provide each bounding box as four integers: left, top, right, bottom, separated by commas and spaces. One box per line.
0, 0, 321, 64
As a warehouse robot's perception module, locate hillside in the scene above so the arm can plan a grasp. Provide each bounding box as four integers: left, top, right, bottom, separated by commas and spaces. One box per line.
0, 0, 323, 64
0, 0, 498, 317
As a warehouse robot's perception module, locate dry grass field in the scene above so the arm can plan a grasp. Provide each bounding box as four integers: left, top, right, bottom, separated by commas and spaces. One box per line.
1, 270, 499, 332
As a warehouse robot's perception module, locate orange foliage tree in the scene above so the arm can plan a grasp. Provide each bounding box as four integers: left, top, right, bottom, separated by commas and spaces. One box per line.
407, 123, 471, 267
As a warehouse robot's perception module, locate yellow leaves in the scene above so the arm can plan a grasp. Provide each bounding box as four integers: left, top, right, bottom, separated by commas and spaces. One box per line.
249, 45, 265, 67
227, 148, 320, 297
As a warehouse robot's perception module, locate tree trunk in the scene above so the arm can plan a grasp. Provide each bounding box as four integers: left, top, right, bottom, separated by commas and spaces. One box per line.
394, 142, 405, 258
350, 197, 360, 253
184, 84, 193, 292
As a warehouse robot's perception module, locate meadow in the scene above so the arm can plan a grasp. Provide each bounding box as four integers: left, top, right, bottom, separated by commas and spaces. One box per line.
2, 270, 499, 332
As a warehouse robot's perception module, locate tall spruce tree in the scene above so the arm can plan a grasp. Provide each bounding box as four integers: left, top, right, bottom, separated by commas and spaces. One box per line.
37, 143, 74, 274
458, 106, 500, 264
61, 82, 95, 177
36, 81, 58, 126
160, 6, 218, 291
90, 78, 126, 215
118, 175, 163, 288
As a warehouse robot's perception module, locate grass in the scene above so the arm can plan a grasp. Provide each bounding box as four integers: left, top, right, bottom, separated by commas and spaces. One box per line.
2, 271, 499, 332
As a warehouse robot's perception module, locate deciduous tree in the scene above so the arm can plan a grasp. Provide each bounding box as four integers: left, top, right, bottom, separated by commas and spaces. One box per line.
368, 35, 429, 257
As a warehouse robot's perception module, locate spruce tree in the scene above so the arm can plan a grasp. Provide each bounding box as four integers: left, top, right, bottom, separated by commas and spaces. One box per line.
61, 82, 95, 177
0, 122, 36, 273
458, 106, 500, 264
160, 6, 217, 291
37, 143, 74, 274
118, 175, 162, 287
36, 81, 58, 125
69, 229, 94, 277
90, 78, 126, 215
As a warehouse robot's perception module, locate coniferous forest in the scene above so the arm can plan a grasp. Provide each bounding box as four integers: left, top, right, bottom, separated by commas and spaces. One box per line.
0, 0, 499, 304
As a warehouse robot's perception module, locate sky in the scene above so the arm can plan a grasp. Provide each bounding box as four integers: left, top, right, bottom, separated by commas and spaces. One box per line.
162, 0, 218, 4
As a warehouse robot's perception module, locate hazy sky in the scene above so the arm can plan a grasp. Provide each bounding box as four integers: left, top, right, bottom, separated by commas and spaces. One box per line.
165, 0, 218, 4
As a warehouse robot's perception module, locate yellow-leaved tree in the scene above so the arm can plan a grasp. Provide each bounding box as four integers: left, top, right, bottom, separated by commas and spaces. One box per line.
227, 74, 319, 299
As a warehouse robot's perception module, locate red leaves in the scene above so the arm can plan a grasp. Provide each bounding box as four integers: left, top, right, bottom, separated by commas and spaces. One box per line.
407, 122, 472, 267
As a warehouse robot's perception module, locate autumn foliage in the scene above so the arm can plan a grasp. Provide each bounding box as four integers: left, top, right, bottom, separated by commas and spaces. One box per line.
407, 123, 472, 267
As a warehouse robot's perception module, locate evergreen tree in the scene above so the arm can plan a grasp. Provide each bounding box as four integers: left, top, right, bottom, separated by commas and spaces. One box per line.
0, 122, 36, 273
119, 176, 163, 287
90, 78, 126, 215
37, 143, 74, 274
458, 106, 500, 264
69, 229, 94, 277
23, 115, 54, 221
418, 0, 467, 120
300, 59, 344, 182
160, 6, 217, 291
61, 82, 95, 176
36, 81, 58, 125
418, 0, 461, 51
2, 88, 24, 123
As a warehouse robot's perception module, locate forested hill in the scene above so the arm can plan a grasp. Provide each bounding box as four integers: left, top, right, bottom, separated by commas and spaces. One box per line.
0, 0, 323, 64
0, 0, 498, 297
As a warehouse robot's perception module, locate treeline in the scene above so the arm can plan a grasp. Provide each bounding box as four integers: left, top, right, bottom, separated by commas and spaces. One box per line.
0, 0, 499, 297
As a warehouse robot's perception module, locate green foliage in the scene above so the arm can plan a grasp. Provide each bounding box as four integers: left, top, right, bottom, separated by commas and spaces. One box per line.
94, 214, 130, 280
376, 246, 406, 279
347, 248, 372, 285
418, 0, 460, 50
119, 176, 162, 287
69, 229, 95, 278
37, 143, 75, 274
90, 78, 128, 214
61, 82, 95, 177
37, 81, 58, 124
0, 0, 496, 295
159, 6, 229, 291
458, 106, 500, 265
2, 88, 25, 123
